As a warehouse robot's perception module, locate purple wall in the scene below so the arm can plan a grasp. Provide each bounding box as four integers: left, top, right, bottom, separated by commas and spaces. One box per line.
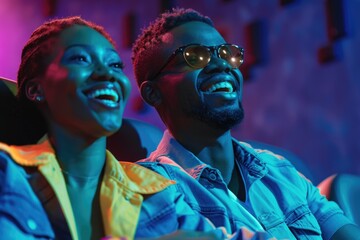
1, 0, 359, 183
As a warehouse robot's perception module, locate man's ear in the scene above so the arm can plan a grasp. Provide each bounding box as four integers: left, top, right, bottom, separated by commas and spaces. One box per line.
25, 79, 45, 103
140, 81, 161, 107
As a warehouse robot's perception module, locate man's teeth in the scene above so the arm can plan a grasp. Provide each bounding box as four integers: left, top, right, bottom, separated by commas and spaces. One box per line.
87, 88, 119, 104
204, 81, 234, 93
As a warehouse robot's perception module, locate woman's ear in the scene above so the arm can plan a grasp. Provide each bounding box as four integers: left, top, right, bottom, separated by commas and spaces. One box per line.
25, 79, 45, 103
140, 81, 162, 107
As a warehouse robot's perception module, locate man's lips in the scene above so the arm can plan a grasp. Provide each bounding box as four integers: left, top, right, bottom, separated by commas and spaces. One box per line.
202, 81, 234, 93
200, 75, 237, 94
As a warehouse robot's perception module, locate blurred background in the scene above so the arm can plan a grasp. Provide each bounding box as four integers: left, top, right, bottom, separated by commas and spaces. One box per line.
0, 0, 359, 184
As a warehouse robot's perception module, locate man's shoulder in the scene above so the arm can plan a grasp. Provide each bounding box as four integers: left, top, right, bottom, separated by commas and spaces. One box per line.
138, 155, 181, 166
137, 156, 190, 180
236, 140, 315, 181
137, 155, 183, 169
236, 140, 293, 167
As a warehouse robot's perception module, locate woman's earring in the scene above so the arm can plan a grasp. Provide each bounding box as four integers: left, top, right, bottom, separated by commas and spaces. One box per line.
35, 95, 44, 102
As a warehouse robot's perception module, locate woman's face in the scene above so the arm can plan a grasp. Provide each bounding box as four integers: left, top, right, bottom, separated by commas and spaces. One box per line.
37, 25, 131, 139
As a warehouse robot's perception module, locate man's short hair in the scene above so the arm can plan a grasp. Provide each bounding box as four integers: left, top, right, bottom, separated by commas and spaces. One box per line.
132, 8, 214, 87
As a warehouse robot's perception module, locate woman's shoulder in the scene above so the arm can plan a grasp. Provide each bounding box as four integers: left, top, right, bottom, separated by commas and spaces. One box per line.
0, 143, 55, 239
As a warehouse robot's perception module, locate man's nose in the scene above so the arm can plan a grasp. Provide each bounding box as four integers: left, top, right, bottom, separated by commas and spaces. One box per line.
203, 55, 232, 74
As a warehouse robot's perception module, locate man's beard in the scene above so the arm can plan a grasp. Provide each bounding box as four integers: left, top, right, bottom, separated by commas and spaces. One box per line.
184, 100, 245, 130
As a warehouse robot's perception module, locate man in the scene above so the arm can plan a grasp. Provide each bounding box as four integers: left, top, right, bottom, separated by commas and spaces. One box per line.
132, 8, 360, 239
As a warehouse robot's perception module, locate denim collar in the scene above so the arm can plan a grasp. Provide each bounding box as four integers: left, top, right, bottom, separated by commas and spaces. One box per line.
152, 130, 267, 184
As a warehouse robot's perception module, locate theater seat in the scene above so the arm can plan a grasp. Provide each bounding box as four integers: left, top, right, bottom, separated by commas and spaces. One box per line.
0, 77, 34, 145
107, 118, 163, 162
318, 174, 360, 226
0, 77, 163, 161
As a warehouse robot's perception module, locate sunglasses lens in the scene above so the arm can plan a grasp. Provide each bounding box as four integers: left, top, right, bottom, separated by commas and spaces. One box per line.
183, 46, 211, 69
219, 45, 244, 68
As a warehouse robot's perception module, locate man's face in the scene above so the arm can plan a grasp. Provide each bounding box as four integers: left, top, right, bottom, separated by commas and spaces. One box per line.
154, 21, 244, 131
38, 25, 131, 139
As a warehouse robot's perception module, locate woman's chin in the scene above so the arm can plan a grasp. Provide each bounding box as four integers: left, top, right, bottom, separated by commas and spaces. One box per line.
102, 122, 122, 137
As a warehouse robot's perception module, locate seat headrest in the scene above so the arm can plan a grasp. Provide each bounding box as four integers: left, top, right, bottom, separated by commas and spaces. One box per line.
0, 77, 17, 95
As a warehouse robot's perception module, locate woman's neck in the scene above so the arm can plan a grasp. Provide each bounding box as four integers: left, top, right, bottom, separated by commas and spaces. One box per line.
48, 123, 107, 180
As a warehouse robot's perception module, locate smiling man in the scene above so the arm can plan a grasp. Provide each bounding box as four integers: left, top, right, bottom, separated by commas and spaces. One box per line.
132, 8, 360, 239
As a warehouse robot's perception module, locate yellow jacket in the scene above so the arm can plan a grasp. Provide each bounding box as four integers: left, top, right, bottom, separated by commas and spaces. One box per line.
0, 139, 175, 239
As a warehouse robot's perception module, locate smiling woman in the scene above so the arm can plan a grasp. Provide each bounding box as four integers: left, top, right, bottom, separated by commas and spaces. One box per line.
32, 24, 130, 139
0, 16, 226, 240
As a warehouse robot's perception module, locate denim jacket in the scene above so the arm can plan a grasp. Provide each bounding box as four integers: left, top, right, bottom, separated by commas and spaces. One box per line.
0, 139, 220, 239
137, 130, 352, 240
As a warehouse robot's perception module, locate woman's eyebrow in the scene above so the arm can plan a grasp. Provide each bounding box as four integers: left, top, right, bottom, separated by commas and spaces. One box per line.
64, 44, 118, 54
64, 44, 90, 51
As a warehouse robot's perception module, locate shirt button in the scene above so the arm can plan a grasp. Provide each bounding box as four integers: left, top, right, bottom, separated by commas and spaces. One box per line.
209, 173, 217, 181
27, 219, 37, 230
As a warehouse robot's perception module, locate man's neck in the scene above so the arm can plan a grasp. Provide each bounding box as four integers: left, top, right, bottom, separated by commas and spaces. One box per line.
172, 127, 235, 184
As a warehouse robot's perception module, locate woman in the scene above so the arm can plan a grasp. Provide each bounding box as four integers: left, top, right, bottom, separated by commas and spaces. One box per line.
0, 17, 226, 240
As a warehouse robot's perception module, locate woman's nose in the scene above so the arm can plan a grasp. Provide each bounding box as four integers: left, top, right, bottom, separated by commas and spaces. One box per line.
91, 63, 116, 82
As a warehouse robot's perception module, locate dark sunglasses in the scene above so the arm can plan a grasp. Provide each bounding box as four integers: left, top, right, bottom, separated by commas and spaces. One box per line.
152, 44, 244, 80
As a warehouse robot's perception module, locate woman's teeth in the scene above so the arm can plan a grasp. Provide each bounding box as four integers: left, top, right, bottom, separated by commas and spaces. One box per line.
86, 88, 119, 107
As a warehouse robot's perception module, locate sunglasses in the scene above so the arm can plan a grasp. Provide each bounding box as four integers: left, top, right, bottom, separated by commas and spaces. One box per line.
152, 44, 244, 80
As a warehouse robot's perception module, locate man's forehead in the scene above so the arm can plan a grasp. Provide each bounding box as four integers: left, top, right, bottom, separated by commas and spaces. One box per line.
160, 21, 225, 51
160, 32, 175, 45
147, 21, 226, 79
